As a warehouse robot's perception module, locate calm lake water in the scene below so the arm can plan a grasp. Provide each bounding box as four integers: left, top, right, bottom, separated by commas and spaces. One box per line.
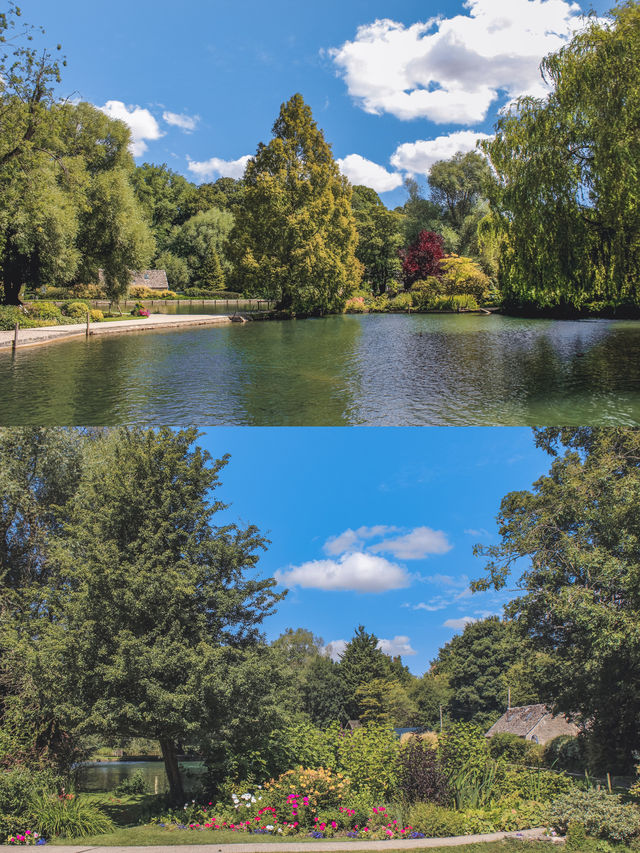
3, 313, 640, 425
76, 760, 205, 794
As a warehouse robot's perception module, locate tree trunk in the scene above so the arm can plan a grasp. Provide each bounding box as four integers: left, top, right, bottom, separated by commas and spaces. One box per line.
1, 278, 23, 306
159, 737, 185, 804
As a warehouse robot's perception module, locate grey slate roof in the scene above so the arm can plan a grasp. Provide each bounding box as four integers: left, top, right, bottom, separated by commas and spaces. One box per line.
485, 704, 552, 737
130, 270, 169, 290
97, 269, 169, 290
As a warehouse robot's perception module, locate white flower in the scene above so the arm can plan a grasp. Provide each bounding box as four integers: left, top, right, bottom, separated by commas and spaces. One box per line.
258, 796, 262, 801
241, 793, 251, 800
250, 796, 256, 803
245, 803, 250, 808
266, 825, 274, 831
257, 785, 262, 789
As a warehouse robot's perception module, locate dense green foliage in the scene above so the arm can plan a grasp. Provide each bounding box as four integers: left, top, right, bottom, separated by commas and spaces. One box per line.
230, 94, 362, 314
481, 4, 640, 312
474, 427, 640, 771
433, 619, 520, 727
1, 428, 284, 805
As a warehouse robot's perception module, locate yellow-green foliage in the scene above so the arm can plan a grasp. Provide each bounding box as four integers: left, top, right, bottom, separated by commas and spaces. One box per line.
89, 309, 104, 322
336, 724, 399, 797
344, 296, 367, 313
439, 255, 490, 301
62, 301, 90, 319
129, 285, 177, 299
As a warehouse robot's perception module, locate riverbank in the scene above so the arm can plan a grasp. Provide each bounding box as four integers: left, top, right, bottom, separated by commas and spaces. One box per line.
0, 314, 237, 351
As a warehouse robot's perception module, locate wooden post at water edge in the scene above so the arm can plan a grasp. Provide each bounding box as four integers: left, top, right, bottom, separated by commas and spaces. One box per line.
12, 322, 19, 353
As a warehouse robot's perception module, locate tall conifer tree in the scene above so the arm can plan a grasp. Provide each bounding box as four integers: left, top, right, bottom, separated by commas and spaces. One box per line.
231, 93, 362, 314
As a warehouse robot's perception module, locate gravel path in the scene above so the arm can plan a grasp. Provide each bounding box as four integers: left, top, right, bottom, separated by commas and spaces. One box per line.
0, 314, 235, 351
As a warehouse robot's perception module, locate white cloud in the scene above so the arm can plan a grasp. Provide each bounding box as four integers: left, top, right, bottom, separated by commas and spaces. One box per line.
323, 525, 397, 556
369, 526, 452, 560
464, 527, 490, 537
443, 616, 477, 629
413, 597, 449, 612
323, 639, 347, 661
390, 130, 493, 177
163, 111, 199, 132
324, 636, 416, 660
424, 573, 469, 589
336, 154, 403, 193
275, 552, 412, 593
377, 635, 417, 656
98, 100, 163, 156
330, 0, 592, 124
187, 154, 252, 180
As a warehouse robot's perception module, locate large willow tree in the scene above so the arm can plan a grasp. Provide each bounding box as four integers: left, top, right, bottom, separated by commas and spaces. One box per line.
230, 94, 362, 314
481, 3, 640, 311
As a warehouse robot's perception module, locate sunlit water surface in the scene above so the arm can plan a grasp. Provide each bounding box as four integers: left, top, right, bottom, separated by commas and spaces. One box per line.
2, 313, 640, 425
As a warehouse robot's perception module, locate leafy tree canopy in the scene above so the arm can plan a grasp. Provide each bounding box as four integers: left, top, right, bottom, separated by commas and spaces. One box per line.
474, 427, 640, 771
481, 4, 640, 311
230, 93, 362, 313
428, 151, 492, 229
7, 427, 284, 802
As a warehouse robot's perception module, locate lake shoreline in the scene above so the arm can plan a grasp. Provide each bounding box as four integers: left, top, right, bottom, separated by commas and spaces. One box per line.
0, 313, 236, 352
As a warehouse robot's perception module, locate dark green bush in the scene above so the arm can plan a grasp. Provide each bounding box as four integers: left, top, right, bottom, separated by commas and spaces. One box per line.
488, 733, 543, 765
182, 288, 243, 299
548, 788, 640, 844
113, 769, 147, 796
408, 802, 467, 837
0, 767, 60, 818
544, 735, 587, 773
0, 306, 44, 330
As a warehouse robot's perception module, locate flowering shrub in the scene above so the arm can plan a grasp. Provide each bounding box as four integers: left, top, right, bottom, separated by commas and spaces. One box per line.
260, 767, 350, 826
7, 830, 44, 845
130, 303, 150, 317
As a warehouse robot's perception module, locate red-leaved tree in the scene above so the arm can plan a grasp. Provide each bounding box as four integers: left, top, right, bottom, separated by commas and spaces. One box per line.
400, 230, 445, 288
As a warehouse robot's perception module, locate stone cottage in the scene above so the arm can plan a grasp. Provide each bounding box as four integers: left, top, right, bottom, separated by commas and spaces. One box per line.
485, 703, 580, 745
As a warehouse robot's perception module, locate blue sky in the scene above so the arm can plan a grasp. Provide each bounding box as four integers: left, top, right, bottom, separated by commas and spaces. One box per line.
21, 0, 612, 207
199, 427, 550, 674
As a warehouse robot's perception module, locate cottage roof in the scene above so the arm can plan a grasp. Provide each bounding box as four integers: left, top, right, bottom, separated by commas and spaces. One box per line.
96, 269, 169, 290
486, 704, 550, 738
130, 270, 169, 290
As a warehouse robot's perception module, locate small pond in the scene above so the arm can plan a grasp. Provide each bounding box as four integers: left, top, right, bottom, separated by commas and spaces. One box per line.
76, 760, 206, 794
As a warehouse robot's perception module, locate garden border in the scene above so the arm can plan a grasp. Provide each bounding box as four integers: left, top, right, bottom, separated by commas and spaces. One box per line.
0, 827, 557, 852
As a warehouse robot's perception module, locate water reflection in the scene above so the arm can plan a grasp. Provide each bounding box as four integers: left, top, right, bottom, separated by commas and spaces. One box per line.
76, 760, 205, 794
2, 315, 640, 425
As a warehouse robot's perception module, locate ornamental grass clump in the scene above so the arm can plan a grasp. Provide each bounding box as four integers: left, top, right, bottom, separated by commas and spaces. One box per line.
30, 794, 114, 839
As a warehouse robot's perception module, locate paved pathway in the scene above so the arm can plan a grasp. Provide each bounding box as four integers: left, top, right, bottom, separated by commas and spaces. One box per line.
0, 827, 558, 852
0, 314, 236, 351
